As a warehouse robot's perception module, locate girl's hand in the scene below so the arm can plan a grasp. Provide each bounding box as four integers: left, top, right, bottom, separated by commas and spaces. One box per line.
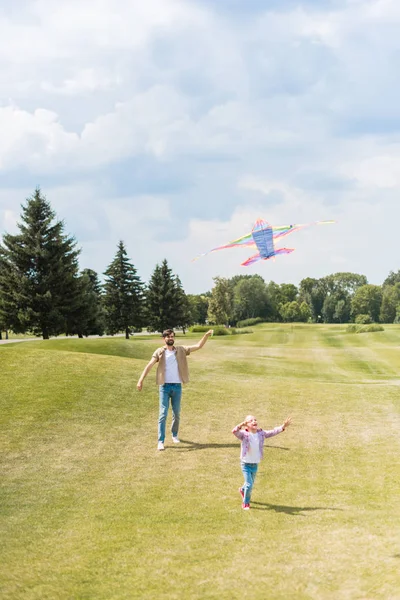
283, 417, 292, 430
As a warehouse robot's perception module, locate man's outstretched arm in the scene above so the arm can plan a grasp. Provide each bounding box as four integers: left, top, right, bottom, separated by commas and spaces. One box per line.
188, 329, 214, 353
137, 356, 158, 391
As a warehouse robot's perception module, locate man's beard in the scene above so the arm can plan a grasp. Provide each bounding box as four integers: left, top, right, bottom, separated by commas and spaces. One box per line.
166, 340, 174, 346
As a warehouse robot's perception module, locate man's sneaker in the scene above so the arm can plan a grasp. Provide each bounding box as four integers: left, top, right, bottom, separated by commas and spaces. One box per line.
239, 487, 244, 500
242, 503, 250, 510
157, 441, 165, 451
172, 436, 180, 444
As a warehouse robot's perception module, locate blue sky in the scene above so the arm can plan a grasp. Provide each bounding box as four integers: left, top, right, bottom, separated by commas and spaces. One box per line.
1, 0, 399, 293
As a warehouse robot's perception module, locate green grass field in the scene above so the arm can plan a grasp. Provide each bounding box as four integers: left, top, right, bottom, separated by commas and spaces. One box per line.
1, 325, 399, 599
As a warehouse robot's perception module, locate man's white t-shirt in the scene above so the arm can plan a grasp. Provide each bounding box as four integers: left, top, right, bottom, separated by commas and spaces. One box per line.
242, 432, 261, 464
164, 349, 182, 383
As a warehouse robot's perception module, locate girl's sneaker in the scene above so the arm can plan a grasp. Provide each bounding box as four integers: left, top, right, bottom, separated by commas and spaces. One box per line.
242, 503, 250, 510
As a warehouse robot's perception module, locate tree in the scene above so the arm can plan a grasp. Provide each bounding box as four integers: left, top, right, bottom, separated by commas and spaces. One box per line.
383, 270, 400, 287
380, 283, 400, 323
299, 301, 312, 322
66, 269, 106, 337
299, 278, 327, 322
103, 241, 145, 339
174, 276, 191, 334
279, 301, 301, 322
146, 259, 182, 333
324, 272, 368, 295
351, 284, 383, 323
0, 188, 81, 339
207, 277, 234, 325
232, 275, 270, 323
265, 281, 283, 321
279, 283, 298, 304
187, 294, 209, 325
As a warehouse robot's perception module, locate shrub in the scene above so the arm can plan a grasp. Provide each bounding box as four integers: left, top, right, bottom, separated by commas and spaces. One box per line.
346, 324, 384, 334
359, 324, 384, 333
236, 317, 263, 328
189, 325, 229, 335
346, 324, 359, 333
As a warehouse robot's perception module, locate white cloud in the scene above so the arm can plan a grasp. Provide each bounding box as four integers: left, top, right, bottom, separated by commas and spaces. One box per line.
1, 0, 400, 293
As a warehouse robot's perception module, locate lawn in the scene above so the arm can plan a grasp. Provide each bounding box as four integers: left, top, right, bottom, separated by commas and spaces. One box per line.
1, 325, 399, 599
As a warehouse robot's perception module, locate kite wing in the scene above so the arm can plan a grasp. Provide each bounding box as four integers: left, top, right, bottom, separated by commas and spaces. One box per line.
191, 230, 254, 262
241, 247, 295, 267
192, 219, 335, 262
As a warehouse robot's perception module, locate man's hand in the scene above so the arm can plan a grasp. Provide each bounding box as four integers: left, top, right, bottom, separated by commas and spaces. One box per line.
137, 381, 143, 391
205, 329, 214, 337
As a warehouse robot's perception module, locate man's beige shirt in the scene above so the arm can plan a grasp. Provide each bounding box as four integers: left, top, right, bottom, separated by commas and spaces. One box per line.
152, 346, 192, 385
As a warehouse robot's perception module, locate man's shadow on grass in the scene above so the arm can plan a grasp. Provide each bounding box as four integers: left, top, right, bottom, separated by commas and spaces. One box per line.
176, 439, 290, 452
250, 502, 343, 516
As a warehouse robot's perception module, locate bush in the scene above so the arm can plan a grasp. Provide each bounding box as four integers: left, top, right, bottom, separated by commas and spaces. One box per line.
189, 325, 229, 335
236, 317, 263, 328
190, 325, 212, 333
346, 324, 384, 334
359, 324, 384, 333
346, 324, 358, 333
355, 314, 373, 325
188, 325, 252, 336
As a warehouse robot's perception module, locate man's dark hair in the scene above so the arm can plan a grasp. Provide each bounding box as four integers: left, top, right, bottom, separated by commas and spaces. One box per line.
162, 329, 174, 338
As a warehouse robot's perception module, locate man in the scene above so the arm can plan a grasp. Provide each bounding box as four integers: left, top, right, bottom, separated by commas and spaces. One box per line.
137, 328, 213, 450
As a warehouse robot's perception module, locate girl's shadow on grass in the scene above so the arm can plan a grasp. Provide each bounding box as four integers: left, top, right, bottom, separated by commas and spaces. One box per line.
177, 439, 290, 452
250, 502, 342, 516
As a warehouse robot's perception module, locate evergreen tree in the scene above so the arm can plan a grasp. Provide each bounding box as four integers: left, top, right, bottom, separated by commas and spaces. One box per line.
146, 259, 181, 333
66, 269, 105, 337
173, 276, 191, 333
0, 188, 80, 339
103, 241, 145, 339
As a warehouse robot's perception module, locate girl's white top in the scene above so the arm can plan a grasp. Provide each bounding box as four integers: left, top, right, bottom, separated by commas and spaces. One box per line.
164, 349, 182, 384
242, 432, 262, 464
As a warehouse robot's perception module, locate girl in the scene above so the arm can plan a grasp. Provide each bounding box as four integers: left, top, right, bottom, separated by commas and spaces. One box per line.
232, 414, 291, 510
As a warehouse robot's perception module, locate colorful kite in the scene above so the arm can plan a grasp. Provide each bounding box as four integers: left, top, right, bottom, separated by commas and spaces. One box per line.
193, 218, 335, 266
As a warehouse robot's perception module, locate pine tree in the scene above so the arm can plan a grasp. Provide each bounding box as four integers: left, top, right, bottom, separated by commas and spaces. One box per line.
103, 241, 145, 339
146, 259, 182, 333
174, 276, 192, 333
0, 188, 81, 339
66, 269, 105, 337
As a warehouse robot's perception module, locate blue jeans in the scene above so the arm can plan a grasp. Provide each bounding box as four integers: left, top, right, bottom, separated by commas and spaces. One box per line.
158, 383, 182, 442
240, 461, 259, 504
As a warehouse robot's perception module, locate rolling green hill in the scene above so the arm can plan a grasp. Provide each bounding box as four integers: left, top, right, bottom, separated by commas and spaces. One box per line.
1, 325, 399, 599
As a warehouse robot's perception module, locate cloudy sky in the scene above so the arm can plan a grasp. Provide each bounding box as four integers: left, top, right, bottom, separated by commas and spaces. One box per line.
1, 0, 399, 293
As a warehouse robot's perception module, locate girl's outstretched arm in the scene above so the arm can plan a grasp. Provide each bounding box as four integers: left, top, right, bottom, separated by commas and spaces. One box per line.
262, 417, 292, 438
232, 422, 246, 439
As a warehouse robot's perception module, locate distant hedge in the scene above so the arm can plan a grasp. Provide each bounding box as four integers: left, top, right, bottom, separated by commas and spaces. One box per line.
236, 317, 264, 328
190, 325, 230, 336
189, 325, 252, 336
346, 324, 385, 334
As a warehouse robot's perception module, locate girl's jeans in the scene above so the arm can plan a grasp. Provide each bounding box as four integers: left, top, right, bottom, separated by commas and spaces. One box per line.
158, 383, 182, 442
240, 461, 259, 504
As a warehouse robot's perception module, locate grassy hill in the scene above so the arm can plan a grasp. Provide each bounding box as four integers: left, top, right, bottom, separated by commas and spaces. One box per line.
1, 325, 399, 599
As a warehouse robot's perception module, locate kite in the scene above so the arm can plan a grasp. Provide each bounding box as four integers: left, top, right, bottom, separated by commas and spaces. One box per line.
193, 218, 335, 266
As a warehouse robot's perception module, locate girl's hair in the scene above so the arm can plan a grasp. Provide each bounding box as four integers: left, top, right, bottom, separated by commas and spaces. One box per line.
244, 415, 255, 423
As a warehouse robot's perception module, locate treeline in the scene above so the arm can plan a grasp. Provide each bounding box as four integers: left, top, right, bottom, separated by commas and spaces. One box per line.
0, 189, 399, 340
205, 271, 400, 327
